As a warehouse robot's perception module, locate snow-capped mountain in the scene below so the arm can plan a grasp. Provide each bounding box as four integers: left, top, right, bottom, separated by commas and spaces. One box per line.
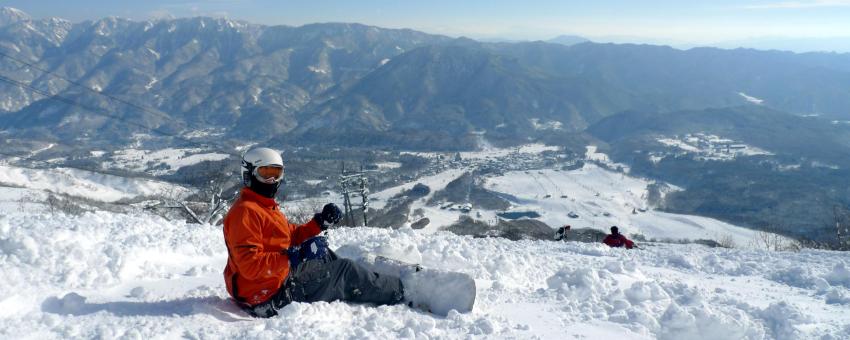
0, 7, 29, 26
3, 7, 850, 148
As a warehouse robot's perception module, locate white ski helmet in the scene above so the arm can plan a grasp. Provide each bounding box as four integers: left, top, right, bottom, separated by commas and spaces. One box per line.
241, 147, 284, 186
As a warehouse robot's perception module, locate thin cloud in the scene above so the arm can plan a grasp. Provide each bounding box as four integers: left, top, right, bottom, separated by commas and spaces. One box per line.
744, 0, 850, 9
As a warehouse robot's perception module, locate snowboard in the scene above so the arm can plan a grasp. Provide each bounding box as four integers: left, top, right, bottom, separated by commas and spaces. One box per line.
353, 254, 476, 316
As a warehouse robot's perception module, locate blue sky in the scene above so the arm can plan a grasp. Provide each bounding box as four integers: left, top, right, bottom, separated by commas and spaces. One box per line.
3, 0, 849, 47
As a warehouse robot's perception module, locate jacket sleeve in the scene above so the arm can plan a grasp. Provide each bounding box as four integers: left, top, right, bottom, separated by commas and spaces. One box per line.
290, 217, 322, 245
226, 206, 290, 280
625, 238, 635, 249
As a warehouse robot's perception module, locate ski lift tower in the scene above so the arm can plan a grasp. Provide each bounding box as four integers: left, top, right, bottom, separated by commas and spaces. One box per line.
339, 162, 370, 227
835, 205, 850, 248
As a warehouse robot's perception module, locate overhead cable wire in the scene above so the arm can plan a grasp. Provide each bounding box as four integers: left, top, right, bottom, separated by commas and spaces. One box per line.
0, 50, 174, 123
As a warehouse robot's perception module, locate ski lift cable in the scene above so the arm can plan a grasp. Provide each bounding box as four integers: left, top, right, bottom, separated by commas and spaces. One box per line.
0, 51, 174, 124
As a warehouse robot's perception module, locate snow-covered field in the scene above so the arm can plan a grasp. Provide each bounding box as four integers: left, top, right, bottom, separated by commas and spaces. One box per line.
367, 160, 770, 247
402, 143, 560, 161
0, 165, 189, 202
109, 148, 231, 175
654, 133, 773, 161
483, 165, 767, 247
0, 143, 845, 338
1, 209, 848, 339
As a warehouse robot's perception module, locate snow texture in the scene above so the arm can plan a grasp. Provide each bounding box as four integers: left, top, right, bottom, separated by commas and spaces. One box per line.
0, 165, 188, 202
0, 208, 848, 339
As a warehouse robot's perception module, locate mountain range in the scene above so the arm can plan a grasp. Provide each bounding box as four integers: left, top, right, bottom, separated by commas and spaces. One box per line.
2, 7, 850, 150
2, 7, 850, 240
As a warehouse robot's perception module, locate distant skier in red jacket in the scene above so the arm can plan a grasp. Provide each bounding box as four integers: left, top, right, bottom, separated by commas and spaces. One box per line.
603, 226, 634, 249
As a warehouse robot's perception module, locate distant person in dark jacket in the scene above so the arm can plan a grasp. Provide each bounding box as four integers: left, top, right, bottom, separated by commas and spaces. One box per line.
603, 226, 634, 249
554, 225, 571, 241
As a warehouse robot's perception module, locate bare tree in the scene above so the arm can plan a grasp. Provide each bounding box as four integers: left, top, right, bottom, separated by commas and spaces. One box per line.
749, 225, 801, 252
148, 161, 239, 225
17, 191, 40, 213
717, 233, 736, 249
45, 194, 60, 215
44, 194, 86, 216
284, 198, 324, 225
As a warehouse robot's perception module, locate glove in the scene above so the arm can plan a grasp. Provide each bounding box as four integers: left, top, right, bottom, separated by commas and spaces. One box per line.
299, 236, 330, 262
285, 246, 302, 270
314, 203, 342, 230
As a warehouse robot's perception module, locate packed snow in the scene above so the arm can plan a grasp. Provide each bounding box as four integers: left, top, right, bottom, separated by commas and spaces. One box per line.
0, 165, 188, 202
110, 148, 231, 175
369, 168, 467, 211
482, 165, 770, 247
586, 145, 631, 171
0, 208, 848, 339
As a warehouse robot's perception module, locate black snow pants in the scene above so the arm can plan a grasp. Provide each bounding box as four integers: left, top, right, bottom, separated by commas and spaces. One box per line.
245, 251, 404, 318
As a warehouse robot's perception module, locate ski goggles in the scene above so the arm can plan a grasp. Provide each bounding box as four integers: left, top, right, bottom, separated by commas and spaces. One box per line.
254, 165, 284, 184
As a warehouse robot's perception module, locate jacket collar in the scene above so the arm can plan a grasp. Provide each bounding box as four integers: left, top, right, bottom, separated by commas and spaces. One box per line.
240, 187, 279, 208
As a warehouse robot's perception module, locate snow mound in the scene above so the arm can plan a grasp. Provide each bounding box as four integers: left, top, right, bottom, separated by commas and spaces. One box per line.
825, 263, 850, 288
0, 210, 849, 339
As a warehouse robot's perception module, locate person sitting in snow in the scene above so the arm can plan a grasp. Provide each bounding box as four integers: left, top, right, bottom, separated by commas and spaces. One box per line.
222, 147, 404, 318
603, 226, 635, 249
554, 225, 571, 241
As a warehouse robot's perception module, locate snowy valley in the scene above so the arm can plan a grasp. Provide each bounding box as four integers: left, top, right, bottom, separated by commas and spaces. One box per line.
1, 144, 849, 339
1, 6, 850, 338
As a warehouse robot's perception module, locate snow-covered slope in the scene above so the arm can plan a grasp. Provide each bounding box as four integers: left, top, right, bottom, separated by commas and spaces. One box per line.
483, 165, 765, 247
0, 187, 48, 212
0, 165, 189, 202
108, 148, 231, 176
1, 210, 848, 339
369, 161, 771, 247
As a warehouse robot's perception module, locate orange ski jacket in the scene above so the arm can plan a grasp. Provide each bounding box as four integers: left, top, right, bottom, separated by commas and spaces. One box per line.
223, 187, 322, 305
